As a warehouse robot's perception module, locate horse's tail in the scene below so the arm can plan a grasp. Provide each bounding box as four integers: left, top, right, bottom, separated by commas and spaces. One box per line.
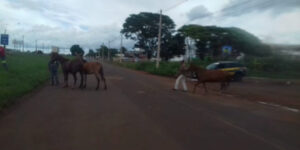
99, 66, 105, 81
224, 72, 234, 82
99, 65, 107, 90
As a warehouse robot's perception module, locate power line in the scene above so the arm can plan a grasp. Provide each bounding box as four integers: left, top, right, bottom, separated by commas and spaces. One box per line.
165, 0, 189, 12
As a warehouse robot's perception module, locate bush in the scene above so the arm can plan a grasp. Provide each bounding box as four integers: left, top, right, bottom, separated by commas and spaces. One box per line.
116, 54, 300, 79
116, 61, 180, 77
244, 55, 300, 79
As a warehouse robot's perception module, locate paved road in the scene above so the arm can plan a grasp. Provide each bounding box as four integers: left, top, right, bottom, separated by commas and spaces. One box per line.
0, 63, 299, 150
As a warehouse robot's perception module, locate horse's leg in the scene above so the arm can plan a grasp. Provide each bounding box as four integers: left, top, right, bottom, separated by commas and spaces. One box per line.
72, 73, 77, 89
226, 81, 230, 90
63, 73, 68, 88
220, 82, 225, 90
79, 71, 83, 88
100, 68, 107, 90
193, 82, 200, 93
203, 82, 208, 93
83, 73, 87, 88
95, 73, 100, 90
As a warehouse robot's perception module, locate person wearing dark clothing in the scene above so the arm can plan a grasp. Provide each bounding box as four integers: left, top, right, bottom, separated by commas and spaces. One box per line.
48, 60, 60, 86
0, 46, 8, 71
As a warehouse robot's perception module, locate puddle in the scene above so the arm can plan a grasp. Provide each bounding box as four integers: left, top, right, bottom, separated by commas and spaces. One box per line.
258, 101, 299, 113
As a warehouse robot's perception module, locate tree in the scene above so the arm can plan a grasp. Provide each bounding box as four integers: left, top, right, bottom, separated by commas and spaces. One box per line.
160, 33, 186, 60
108, 48, 119, 58
120, 46, 127, 54
121, 12, 176, 59
96, 45, 119, 60
96, 45, 109, 59
70, 44, 84, 56
86, 49, 96, 57
178, 25, 271, 59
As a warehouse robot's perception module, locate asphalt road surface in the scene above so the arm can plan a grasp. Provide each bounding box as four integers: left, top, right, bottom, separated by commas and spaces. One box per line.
0, 63, 299, 150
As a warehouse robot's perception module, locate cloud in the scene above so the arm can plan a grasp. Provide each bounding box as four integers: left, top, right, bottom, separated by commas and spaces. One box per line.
1, 0, 300, 51
187, 5, 213, 21
220, 0, 300, 17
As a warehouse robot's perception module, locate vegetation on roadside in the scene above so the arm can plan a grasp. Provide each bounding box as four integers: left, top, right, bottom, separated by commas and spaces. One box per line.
0, 51, 50, 110
178, 25, 272, 58
115, 54, 300, 80
242, 55, 300, 79
115, 61, 180, 77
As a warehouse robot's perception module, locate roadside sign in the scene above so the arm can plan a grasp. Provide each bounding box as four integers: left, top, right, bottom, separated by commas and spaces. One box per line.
222, 45, 232, 55
1, 34, 9, 45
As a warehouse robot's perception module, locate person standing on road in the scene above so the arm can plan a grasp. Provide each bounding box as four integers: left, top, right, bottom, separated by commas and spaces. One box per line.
48, 59, 60, 86
173, 60, 188, 92
0, 46, 8, 71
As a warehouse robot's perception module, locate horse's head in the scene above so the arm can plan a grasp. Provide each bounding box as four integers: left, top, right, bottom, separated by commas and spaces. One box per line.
50, 52, 67, 63
187, 64, 205, 73
50, 52, 59, 62
187, 64, 205, 72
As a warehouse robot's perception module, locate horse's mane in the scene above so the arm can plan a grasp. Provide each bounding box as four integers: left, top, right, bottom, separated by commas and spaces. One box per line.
51, 53, 69, 63
189, 64, 206, 72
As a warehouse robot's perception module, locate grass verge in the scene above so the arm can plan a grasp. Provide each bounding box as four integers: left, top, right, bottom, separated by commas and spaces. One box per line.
0, 52, 50, 110
114, 59, 300, 80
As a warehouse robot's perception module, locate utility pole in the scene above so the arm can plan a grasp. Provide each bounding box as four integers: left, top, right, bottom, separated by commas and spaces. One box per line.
156, 0, 188, 68
108, 40, 111, 61
156, 9, 162, 68
98, 44, 101, 62
22, 35, 24, 52
120, 34, 123, 53
35, 40, 37, 52
102, 43, 104, 63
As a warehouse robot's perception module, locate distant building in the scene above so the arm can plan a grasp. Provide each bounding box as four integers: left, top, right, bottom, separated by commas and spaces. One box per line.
184, 37, 197, 61
51, 46, 59, 53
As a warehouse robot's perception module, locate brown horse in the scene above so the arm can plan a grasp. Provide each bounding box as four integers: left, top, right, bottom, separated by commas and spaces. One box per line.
50, 53, 84, 88
187, 64, 233, 93
82, 62, 107, 90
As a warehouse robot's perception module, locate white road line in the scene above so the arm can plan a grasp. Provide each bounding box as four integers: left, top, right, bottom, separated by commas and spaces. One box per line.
258, 101, 299, 113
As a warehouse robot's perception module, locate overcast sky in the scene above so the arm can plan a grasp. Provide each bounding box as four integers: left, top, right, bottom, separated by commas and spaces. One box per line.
1, 0, 300, 51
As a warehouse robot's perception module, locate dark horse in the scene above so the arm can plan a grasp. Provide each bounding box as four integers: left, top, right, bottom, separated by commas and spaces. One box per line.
50, 53, 84, 88
187, 64, 233, 93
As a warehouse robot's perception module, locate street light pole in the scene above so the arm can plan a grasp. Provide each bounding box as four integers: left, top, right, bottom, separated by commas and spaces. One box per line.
155, 0, 188, 68
35, 40, 37, 52
108, 41, 111, 61
120, 34, 123, 53
101, 43, 104, 63
156, 9, 162, 69
22, 35, 24, 52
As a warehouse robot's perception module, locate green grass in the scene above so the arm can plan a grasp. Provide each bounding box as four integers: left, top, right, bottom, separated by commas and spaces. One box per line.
0, 52, 50, 109
115, 61, 181, 77
115, 56, 300, 80
243, 55, 300, 79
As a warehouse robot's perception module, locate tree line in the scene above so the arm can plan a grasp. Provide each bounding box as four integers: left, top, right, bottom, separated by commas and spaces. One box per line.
71, 12, 271, 60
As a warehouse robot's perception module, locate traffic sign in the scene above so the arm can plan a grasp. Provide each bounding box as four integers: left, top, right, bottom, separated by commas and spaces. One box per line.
1, 34, 9, 45
222, 45, 232, 55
